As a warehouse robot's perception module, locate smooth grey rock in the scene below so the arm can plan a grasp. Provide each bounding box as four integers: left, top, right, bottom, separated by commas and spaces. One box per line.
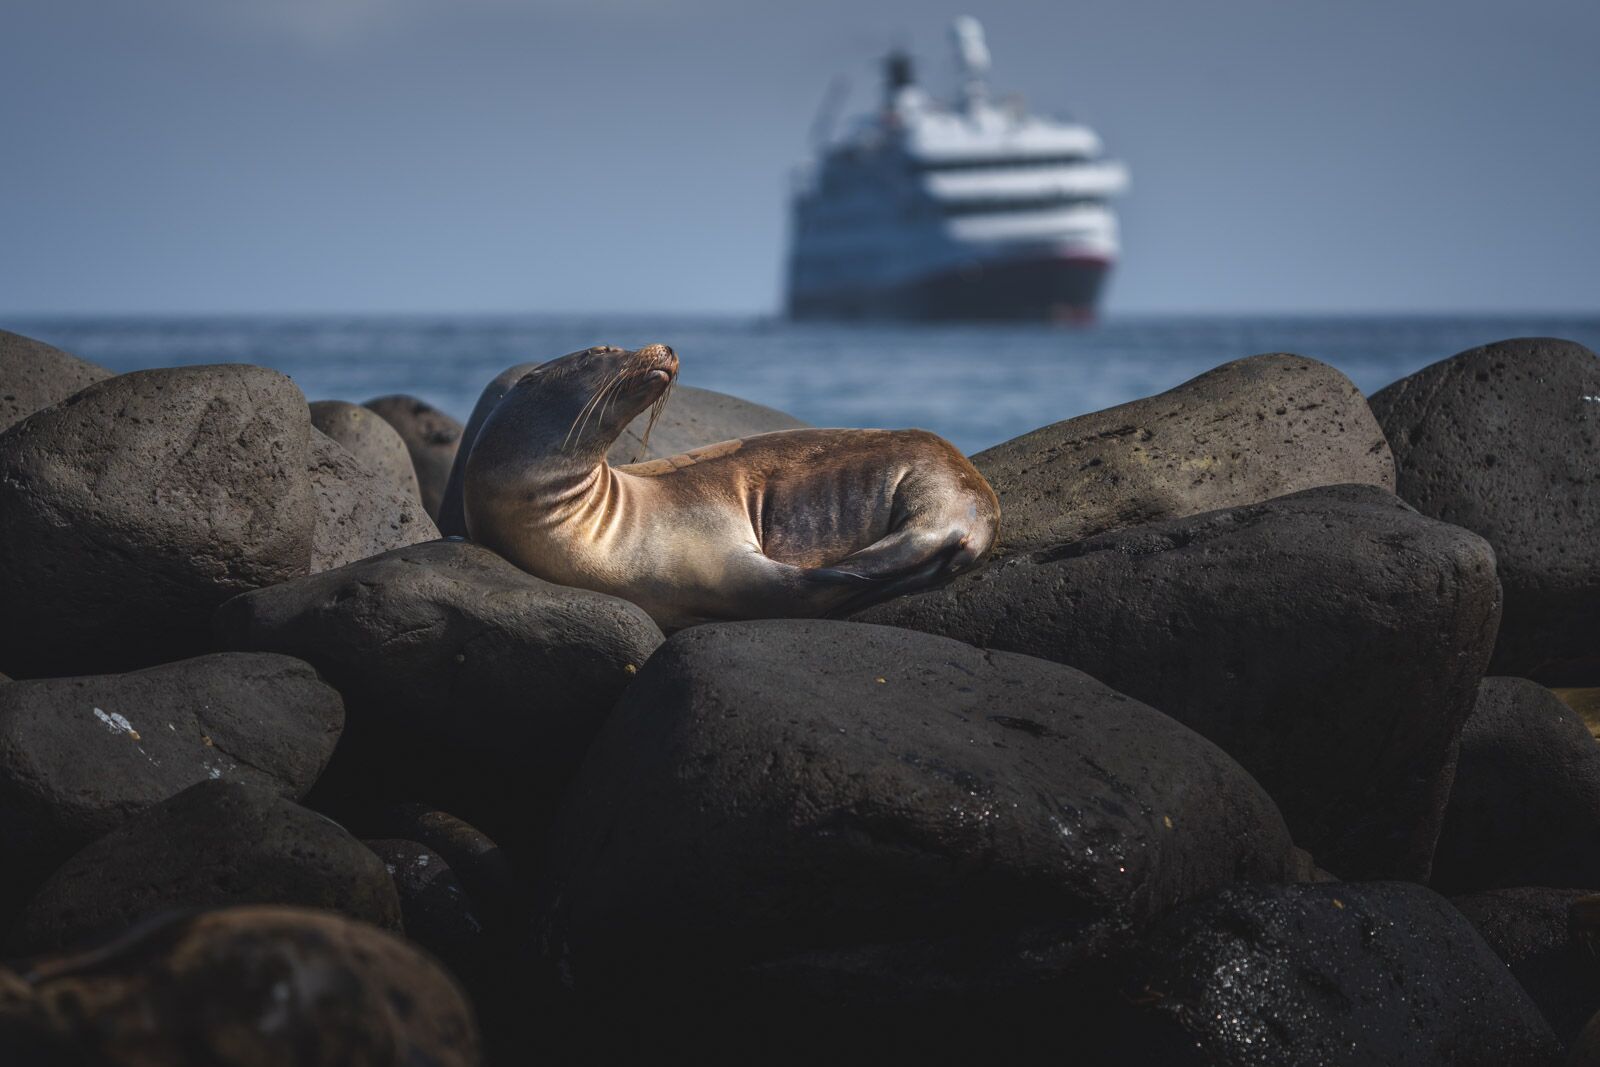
1433, 678, 1600, 893
857, 484, 1503, 881
1104, 882, 1562, 1067
309, 399, 424, 507
539, 620, 1297, 1013
306, 428, 438, 573
362, 394, 463, 521
0, 653, 343, 901
0, 364, 316, 677
7, 780, 400, 956
0, 906, 480, 1067
1454, 887, 1600, 1047
213, 540, 663, 843
0, 329, 112, 432
1369, 338, 1600, 684
974, 353, 1396, 557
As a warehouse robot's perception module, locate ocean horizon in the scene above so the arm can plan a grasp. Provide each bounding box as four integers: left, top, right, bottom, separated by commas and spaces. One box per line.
11, 312, 1600, 455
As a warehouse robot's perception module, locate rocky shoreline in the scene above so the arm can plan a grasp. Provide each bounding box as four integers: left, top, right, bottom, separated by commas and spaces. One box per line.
1, 326, 1597, 1064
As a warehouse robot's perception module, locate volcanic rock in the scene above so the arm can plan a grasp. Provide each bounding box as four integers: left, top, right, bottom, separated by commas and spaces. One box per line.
364, 804, 513, 933
0, 364, 315, 677
539, 620, 1296, 1020
1454, 887, 1600, 1047
1369, 337, 1600, 683
0, 329, 112, 432
857, 483, 1502, 881
214, 540, 662, 842
1104, 882, 1561, 1066
366, 839, 490, 984
306, 429, 437, 573
1433, 677, 1600, 893
7, 780, 399, 956
0, 906, 480, 1067
0, 653, 343, 902
310, 399, 424, 506
363, 394, 462, 521
974, 353, 1396, 557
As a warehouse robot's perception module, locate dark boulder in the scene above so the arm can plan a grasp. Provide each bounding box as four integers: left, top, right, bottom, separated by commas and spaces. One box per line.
306, 429, 438, 573
0, 329, 112, 432
1433, 677, 1600, 893
1369, 338, 1600, 684
366, 839, 492, 985
0, 364, 316, 677
0, 906, 480, 1067
363, 394, 462, 521
1454, 887, 1600, 1047
974, 353, 1396, 557
364, 804, 513, 934
0, 653, 343, 904
857, 483, 1502, 881
7, 780, 400, 956
309, 399, 424, 507
214, 540, 662, 844
539, 620, 1296, 1022
1103, 881, 1562, 1066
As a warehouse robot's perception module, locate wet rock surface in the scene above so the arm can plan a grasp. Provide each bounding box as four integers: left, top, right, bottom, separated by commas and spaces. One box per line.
1433, 677, 1600, 893
0, 653, 343, 891
0, 906, 480, 1067
7, 780, 400, 956
1454, 887, 1600, 1047
363, 394, 463, 521
0, 329, 112, 432
0, 364, 316, 677
1370, 337, 1600, 684
974, 353, 1395, 557
539, 620, 1296, 1016
310, 399, 424, 506
858, 483, 1501, 880
214, 540, 662, 842
1105, 881, 1563, 1066
306, 428, 438, 572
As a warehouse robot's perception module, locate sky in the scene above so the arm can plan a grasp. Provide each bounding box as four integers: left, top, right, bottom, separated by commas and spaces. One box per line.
2, 0, 1597, 316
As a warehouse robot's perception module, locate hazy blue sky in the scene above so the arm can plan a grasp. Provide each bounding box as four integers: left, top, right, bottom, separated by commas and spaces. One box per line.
3, 0, 1597, 315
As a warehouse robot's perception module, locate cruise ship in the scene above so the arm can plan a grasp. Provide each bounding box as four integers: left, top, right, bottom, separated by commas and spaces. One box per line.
786, 18, 1129, 323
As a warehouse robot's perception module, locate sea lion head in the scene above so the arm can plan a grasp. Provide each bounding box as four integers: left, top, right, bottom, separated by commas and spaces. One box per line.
504, 343, 679, 459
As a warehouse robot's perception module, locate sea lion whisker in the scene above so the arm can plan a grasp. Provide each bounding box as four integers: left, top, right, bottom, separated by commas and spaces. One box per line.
564, 365, 627, 450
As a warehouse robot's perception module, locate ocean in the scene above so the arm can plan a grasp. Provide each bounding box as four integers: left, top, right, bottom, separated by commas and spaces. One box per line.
11, 314, 1600, 455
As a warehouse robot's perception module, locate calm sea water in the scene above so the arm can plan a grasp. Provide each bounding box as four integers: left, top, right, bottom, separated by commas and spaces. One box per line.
11, 314, 1600, 454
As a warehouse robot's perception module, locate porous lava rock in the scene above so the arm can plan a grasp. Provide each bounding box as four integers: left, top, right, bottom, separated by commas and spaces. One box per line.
1433, 677, 1600, 893
310, 399, 424, 506
857, 484, 1502, 881
0, 906, 480, 1067
7, 780, 400, 956
974, 353, 1396, 557
1369, 338, 1600, 683
0, 653, 342, 918
363, 394, 462, 521
0, 364, 316, 677
539, 620, 1296, 1026
214, 540, 662, 842
0, 329, 111, 432
1454, 887, 1600, 1047
306, 429, 438, 573
1105, 882, 1562, 1066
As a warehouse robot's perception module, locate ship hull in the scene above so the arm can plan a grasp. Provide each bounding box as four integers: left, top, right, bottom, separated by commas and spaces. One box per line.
788, 255, 1111, 324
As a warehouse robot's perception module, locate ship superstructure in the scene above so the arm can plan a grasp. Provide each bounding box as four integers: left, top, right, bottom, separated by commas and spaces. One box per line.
786, 18, 1128, 322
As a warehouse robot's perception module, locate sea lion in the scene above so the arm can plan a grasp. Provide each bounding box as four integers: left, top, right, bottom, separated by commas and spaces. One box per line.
463, 344, 999, 629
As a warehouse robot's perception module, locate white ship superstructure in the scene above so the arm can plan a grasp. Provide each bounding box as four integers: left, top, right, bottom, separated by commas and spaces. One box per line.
787, 18, 1128, 321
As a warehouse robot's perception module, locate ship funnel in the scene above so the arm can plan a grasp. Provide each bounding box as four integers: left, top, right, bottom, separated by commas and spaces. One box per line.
883, 48, 914, 109
951, 16, 990, 108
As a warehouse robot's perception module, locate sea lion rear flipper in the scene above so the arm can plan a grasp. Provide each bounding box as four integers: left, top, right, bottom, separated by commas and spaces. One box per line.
802, 527, 976, 616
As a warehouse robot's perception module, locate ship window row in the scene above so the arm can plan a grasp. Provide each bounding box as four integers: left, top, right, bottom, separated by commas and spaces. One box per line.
915, 154, 1090, 172
942, 195, 1105, 216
